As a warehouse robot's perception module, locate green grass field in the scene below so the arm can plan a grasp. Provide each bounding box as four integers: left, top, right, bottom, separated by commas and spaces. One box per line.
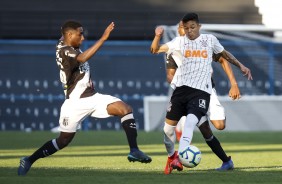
0, 131, 282, 184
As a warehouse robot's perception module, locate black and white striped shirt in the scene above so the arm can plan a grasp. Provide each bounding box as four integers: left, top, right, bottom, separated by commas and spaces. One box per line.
166, 34, 224, 94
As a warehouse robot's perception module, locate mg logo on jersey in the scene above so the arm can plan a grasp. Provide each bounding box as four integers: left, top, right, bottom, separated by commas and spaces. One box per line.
199, 99, 206, 109
184, 50, 208, 59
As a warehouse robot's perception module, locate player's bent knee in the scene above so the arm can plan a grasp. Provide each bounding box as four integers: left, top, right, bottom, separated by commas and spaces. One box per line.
108, 101, 133, 117
212, 120, 226, 130
216, 124, 226, 130
57, 133, 75, 149
119, 102, 132, 115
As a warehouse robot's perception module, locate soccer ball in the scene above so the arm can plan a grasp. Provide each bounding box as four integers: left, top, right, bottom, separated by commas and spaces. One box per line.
179, 145, 201, 168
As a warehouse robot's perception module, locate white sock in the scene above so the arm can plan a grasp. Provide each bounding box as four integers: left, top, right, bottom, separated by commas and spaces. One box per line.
163, 122, 176, 157
178, 114, 199, 153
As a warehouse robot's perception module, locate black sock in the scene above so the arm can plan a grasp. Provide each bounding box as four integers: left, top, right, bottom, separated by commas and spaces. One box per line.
28, 139, 59, 164
121, 117, 138, 151
206, 136, 230, 162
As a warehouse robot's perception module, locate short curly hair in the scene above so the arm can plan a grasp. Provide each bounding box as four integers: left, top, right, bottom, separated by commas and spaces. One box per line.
61, 20, 82, 35
182, 13, 199, 24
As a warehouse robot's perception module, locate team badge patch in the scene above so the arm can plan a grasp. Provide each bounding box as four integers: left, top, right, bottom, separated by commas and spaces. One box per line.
62, 117, 69, 126
199, 99, 206, 109
200, 39, 208, 47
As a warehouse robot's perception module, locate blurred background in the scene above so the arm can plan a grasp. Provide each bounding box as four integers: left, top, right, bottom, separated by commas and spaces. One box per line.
0, 0, 281, 132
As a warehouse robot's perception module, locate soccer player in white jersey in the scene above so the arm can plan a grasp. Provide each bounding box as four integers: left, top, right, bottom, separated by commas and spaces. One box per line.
18, 20, 151, 176
167, 51, 249, 172
167, 21, 253, 172
151, 13, 252, 174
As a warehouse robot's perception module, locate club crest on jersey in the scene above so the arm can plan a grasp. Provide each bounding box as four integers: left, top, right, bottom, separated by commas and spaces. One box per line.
62, 117, 69, 126
200, 39, 208, 47
199, 99, 206, 109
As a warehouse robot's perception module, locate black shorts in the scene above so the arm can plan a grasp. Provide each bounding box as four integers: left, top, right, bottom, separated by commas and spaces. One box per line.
166, 86, 210, 121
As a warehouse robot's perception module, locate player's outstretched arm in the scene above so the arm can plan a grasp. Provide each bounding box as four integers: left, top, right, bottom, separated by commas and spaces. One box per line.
220, 50, 253, 80
218, 57, 241, 100
150, 26, 169, 54
77, 22, 115, 62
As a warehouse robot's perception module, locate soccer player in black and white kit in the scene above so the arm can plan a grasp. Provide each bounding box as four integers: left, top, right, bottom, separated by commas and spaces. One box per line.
166, 21, 252, 173
151, 13, 252, 174
18, 20, 151, 176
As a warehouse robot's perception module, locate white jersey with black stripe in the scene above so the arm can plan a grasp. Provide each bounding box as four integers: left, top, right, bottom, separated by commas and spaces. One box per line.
166, 34, 224, 94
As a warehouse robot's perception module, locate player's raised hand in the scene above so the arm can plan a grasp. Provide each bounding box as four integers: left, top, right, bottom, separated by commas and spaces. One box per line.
229, 84, 241, 100
101, 22, 115, 41
155, 26, 164, 37
240, 65, 253, 80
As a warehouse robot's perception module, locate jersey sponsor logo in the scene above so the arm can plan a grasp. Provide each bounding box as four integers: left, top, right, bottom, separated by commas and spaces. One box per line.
184, 50, 208, 59
64, 50, 76, 58
199, 99, 206, 109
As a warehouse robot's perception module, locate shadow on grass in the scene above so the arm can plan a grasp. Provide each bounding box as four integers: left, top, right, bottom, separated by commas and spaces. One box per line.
2, 147, 282, 160
1, 166, 282, 184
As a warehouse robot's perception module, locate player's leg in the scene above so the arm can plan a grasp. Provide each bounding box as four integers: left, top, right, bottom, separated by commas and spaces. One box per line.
178, 89, 210, 153
178, 113, 200, 152
198, 121, 233, 170
172, 113, 200, 172
204, 88, 233, 170
106, 100, 151, 163
202, 118, 234, 170
18, 99, 79, 176
18, 132, 76, 176
209, 88, 226, 130
163, 118, 183, 174
163, 88, 188, 174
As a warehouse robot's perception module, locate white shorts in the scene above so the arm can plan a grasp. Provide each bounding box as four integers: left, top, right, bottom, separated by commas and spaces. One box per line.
58, 93, 121, 132
197, 88, 225, 127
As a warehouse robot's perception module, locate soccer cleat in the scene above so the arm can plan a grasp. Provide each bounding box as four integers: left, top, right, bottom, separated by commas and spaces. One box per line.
18, 157, 32, 176
216, 157, 234, 171
164, 156, 173, 174
128, 150, 152, 163
171, 157, 183, 171
164, 151, 183, 175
